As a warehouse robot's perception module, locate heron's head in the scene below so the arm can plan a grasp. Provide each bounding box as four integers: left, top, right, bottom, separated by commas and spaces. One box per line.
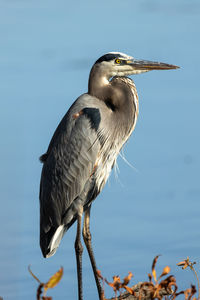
92, 52, 179, 79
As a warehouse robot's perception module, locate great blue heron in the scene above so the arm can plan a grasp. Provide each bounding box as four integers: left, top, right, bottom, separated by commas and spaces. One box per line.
39, 52, 178, 300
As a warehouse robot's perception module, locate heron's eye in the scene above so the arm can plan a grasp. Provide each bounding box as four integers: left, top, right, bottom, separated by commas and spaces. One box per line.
115, 59, 121, 64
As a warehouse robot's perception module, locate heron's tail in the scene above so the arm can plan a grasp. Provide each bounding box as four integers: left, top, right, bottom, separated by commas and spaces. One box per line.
40, 225, 65, 258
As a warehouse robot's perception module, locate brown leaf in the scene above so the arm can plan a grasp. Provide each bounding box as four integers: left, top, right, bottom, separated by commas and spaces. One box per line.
177, 260, 187, 267
177, 257, 196, 270
107, 276, 121, 292
44, 267, 63, 292
152, 269, 157, 283
152, 255, 160, 282
177, 258, 189, 270
159, 266, 171, 279
122, 272, 133, 286
152, 255, 160, 271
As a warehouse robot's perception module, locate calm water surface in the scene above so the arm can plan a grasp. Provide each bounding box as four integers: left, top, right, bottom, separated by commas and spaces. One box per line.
0, 0, 200, 299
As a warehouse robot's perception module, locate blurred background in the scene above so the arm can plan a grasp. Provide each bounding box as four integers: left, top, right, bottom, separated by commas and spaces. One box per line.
0, 0, 200, 299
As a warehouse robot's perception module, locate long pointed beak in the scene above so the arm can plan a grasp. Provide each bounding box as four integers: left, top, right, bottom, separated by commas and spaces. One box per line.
128, 59, 179, 71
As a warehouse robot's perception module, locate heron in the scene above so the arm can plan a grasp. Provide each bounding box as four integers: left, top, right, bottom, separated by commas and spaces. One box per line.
39, 52, 179, 300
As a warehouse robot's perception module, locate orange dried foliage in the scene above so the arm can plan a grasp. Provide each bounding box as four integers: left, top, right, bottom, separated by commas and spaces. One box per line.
97, 271, 135, 299
122, 272, 133, 286
152, 255, 160, 272
107, 275, 121, 293
177, 257, 196, 270
177, 257, 199, 300
28, 266, 63, 300
174, 285, 197, 300
151, 255, 160, 283
44, 267, 63, 292
159, 266, 171, 279
97, 255, 199, 300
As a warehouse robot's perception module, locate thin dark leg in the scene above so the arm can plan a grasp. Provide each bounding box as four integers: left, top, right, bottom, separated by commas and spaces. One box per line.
75, 214, 84, 300
82, 206, 104, 300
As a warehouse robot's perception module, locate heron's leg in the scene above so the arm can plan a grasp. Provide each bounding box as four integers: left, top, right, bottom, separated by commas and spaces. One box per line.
75, 214, 84, 300
82, 206, 103, 300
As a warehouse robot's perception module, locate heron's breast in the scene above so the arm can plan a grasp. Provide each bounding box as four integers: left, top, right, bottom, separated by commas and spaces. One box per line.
93, 146, 120, 192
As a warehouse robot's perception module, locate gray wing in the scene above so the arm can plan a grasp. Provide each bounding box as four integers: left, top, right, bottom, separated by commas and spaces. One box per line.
40, 96, 101, 235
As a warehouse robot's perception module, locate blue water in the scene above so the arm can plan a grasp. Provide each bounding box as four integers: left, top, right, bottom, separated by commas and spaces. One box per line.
0, 0, 200, 299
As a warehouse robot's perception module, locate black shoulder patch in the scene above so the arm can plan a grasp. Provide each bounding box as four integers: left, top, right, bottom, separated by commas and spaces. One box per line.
82, 108, 101, 131
39, 153, 48, 163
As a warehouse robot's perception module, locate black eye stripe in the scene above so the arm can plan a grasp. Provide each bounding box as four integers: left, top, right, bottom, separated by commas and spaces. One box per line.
95, 53, 128, 64
95, 54, 118, 64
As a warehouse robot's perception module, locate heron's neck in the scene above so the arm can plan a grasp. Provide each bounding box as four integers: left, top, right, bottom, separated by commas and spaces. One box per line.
88, 66, 110, 99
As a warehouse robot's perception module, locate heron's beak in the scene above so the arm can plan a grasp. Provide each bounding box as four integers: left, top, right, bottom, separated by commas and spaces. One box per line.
127, 59, 179, 71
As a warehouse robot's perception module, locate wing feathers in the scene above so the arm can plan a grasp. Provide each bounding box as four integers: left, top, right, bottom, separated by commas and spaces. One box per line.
40, 107, 101, 236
